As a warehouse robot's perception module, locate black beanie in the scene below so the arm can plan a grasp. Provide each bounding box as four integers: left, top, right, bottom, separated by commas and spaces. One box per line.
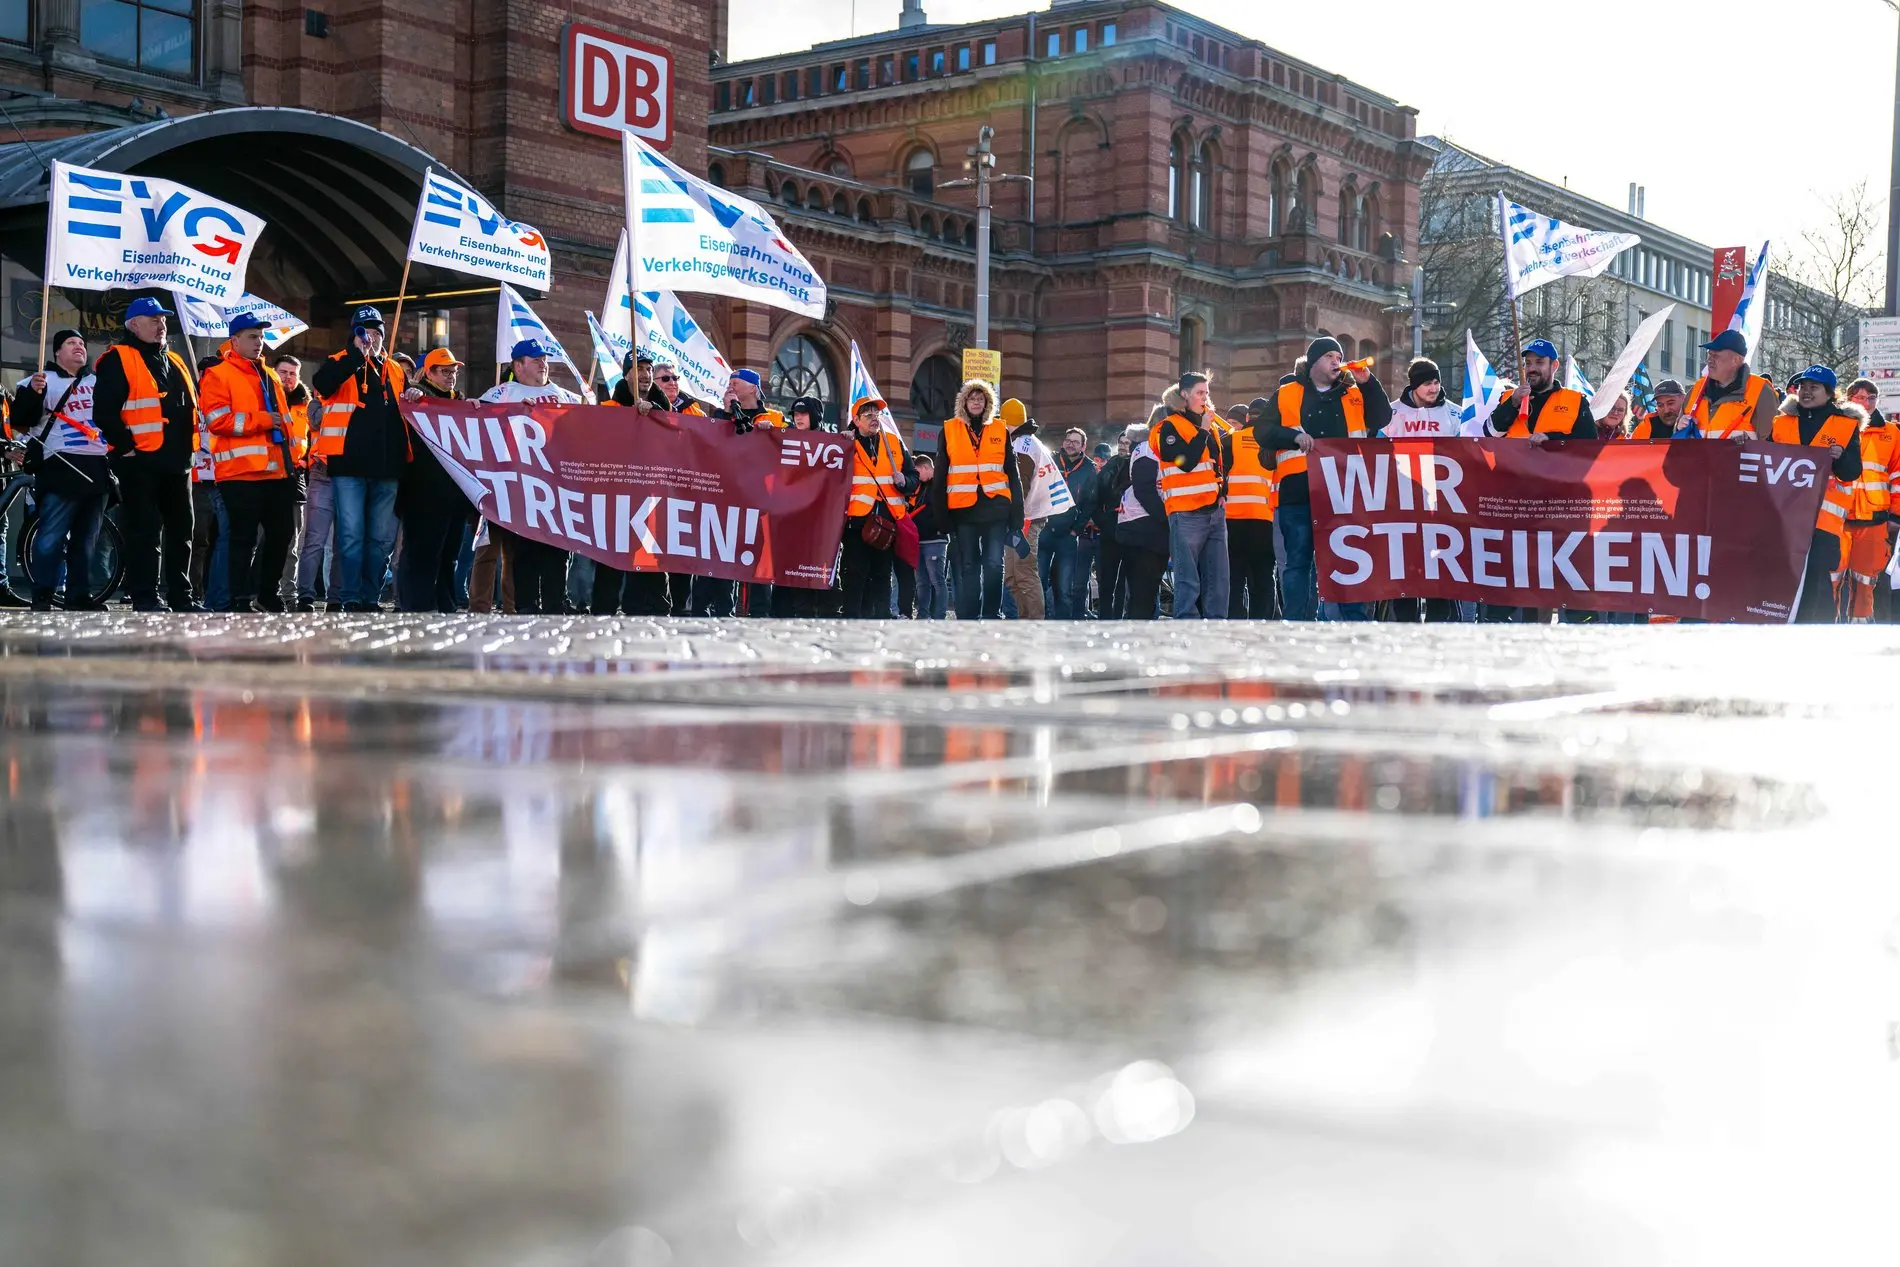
46, 328, 84, 368
1306, 336, 1343, 366
1407, 358, 1441, 391
1249, 396, 1274, 416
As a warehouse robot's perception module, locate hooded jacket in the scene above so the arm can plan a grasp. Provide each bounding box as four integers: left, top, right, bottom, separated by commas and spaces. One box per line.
1254, 364, 1392, 506
932, 380, 1023, 527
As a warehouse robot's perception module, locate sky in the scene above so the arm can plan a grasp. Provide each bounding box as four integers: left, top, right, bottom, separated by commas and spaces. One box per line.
730, 0, 1899, 274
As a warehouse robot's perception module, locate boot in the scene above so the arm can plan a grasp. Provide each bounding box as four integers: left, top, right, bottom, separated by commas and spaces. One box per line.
258, 594, 285, 614
30, 588, 54, 612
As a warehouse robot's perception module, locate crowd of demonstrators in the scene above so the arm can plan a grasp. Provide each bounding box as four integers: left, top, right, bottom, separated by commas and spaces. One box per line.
6, 289, 1895, 627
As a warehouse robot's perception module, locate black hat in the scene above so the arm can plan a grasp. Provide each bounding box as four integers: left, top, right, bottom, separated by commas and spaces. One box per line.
790, 395, 823, 420
1407, 357, 1441, 390
1092, 442, 1110, 459
46, 328, 84, 365
1653, 379, 1686, 398
1249, 396, 1274, 415
1306, 335, 1343, 365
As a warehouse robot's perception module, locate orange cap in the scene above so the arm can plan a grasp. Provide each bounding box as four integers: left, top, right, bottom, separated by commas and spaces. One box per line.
422, 347, 464, 370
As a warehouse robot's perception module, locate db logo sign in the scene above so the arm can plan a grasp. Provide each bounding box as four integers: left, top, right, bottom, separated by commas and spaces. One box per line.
1738, 451, 1818, 487
780, 435, 845, 470
564, 22, 671, 148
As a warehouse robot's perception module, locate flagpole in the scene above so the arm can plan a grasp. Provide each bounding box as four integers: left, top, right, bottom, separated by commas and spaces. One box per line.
36, 159, 57, 373
33, 279, 51, 373
389, 256, 414, 354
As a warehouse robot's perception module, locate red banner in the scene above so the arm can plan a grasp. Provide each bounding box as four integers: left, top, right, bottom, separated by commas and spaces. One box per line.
1311, 438, 1825, 623
1712, 245, 1748, 333
401, 402, 850, 588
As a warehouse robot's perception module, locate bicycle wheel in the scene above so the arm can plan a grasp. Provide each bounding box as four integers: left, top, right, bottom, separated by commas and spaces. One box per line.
20, 513, 125, 609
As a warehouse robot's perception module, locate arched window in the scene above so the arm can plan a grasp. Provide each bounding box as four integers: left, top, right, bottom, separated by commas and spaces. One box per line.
910, 354, 961, 421
780, 180, 799, 204
964, 223, 977, 248
1056, 118, 1108, 224
1293, 164, 1319, 233
922, 213, 938, 239
857, 197, 875, 223
1352, 194, 1370, 251
1190, 142, 1212, 230
824, 154, 853, 177
1268, 161, 1289, 236
1167, 132, 1190, 223
806, 187, 826, 211
768, 335, 840, 429
1363, 186, 1382, 251
904, 148, 935, 197
1178, 315, 1203, 378
831, 192, 849, 216
1337, 183, 1355, 246
708, 162, 726, 188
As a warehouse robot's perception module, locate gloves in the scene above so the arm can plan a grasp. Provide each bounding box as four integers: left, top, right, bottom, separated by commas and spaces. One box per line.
1009, 530, 1030, 559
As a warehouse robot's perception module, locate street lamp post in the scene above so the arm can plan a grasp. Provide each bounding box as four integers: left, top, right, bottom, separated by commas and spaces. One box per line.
1887, 1, 1900, 314
941, 125, 1030, 351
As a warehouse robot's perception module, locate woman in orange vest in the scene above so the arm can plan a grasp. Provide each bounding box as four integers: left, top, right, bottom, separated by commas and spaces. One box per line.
1845, 377, 1897, 622
1774, 365, 1863, 624
841, 396, 917, 618
201, 313, 297, 612
932, 379, 1020, 620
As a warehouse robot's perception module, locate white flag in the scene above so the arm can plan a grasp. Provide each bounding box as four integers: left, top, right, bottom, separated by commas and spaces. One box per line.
633, 290, 731, 403
406, 168, 551, 290
1563, 357, 1595, 398
587, 311, 632, 392
47, 159, 263, 303
604, 229, 635, 342
495, 282, 580, 379
171, 290, 307, 349
1458, 331, 1506, 436
1500, 193, 1640, 301
1589, 304, 1676, 419
848, 339, 900, 435
1728, 240, 1770, 360
622, 131, 826, 318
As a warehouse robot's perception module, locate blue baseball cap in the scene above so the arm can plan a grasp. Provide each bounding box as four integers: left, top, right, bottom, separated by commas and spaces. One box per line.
352, 305, 384, 327
1789, 364, 1838, 392
124, 297, 167, 321
1702, 329, 1747, 356
510, 338, 552, 361
732, 367, 762, 388
1522, 339, 1559, 361
226, 312, 271, 335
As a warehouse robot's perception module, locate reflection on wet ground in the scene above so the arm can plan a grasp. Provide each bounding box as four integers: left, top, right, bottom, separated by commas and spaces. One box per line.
2, 613, 1898, 1266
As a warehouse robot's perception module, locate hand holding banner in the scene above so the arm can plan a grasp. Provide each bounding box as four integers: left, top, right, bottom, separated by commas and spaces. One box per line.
1311, 438, 1823, 623
47, 159, 263, 303
402, 400, 850, 587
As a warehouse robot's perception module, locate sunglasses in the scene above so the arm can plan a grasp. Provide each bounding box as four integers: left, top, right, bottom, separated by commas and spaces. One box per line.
655, 374, 678, 383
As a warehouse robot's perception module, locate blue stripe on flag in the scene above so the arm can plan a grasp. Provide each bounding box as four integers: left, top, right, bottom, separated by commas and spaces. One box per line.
641, 208, 694, 223
68, 173, 122, 192
641, 178, 682, 194
66, 196, 119, 214
422, 212, 460, 227
66, 221, 120, 238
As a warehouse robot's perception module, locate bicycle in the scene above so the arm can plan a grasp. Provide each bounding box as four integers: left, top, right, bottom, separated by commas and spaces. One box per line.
0, 440, 126, 609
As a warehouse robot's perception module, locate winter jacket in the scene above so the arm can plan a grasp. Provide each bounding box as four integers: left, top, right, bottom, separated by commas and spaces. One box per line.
1254, 366, 1392, 506
1777, 396, 1863, 486
403, 377, 473, 515
1114, 446, 1170, 554
1043, 450, 1099, 536
1385, 387, 1466, 438
93, 333, 197, 472
313, 346, 412, 480
931, 379, 1023, 528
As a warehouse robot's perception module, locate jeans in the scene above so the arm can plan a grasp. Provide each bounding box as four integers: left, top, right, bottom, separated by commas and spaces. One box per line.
30, 490, 105, 603
331, 475, 399, 607
1275, 501, 1317, 621
566, 554, 595, 613
951, 520, 1008, 620
453, 520, 475, 608
1038, 528, 1082, 619
297, 463, 341, 603
205, 486, 231, 612
915, 539, 949, 619
1166, 505, 1228, 619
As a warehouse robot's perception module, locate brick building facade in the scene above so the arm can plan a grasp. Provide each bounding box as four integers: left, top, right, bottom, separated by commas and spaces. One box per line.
709, 0, 1429, 434
0, 0, 710, 374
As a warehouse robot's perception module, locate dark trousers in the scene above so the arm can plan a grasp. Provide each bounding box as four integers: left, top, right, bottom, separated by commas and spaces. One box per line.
1095, 533, 1129, 619
951, 520, 1008, 620
1391, 597, 1459, 622
219, 478, 295, 609
1226, 518, 1278, 618
840, 527, 895, 618
1795, 530, 1841, 625
894, 559, 916, 617
397, 501, 466, 612
592, 565, 672, 615
508, 537, 568, 614
1123, 545, 1167, 620
118, 461, 193, 606
771, 583, 827, 617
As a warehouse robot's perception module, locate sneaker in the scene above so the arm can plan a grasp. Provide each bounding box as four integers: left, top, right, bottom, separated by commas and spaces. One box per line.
258, 596, 285, 614
0, 589, 30, 609
30, 589, 53, 612
228, 601, 260, 613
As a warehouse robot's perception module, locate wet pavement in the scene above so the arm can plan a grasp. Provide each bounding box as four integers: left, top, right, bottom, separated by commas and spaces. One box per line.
2, 613, 1898, 1266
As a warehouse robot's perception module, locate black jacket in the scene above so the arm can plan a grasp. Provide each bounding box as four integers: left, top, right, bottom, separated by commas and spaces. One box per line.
1486, 386, 1597, 439
93, 335, 198, 472
1786, 402, 1863, 485
1044, 451, 1099, 536
312, 347, 410, 480
909, 477, 948, 541
402, 378, 472, 514
1115, 450, 1169, 554
1095, 453, 1131, 533
1254, 371, 1392, 506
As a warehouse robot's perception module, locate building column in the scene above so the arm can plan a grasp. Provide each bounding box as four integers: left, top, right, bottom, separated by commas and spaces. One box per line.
1103, 270, 1175, 424
875, 303, 912, 414
727, 299, 774, 377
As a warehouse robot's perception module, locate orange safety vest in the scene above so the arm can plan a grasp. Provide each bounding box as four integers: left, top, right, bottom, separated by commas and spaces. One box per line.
1624, 415, 1676, 440
104, 343, 195, 452
848, 428, 909, 520
286, 396, 312, 467
1852, 417, 1896, 521
943, 415, 1011, 508
1683, 373, 1773, 439
315, 349, 406, 459
749, 408, 787, 430
1771, 409, 1859, 537
1504, 387, 1585, 437
1273, 381, 1366, 480
1150, 413, 1227, 514
201, 351, 293, 481
1225, 422, 1275, 520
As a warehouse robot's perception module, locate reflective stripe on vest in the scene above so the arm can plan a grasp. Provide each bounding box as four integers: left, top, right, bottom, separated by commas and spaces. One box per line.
1150, 413, 1224, 513
943, 416, 1010, 509
106, 345, 195, 452
1683, 374, 1772, 439
1504, 388, 1585, 438
1772, 410, 1859, 534
848, 429, 909, 519
315, 350, 406, 458
1273, 380, 1367, 478
1226, 423, 1274, 521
